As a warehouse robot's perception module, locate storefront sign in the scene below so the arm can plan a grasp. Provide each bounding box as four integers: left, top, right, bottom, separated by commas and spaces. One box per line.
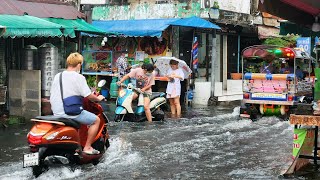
282, 128, 314, 175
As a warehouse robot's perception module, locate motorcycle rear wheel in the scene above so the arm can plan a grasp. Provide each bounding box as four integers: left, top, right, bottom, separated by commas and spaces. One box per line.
153, 109, 165, 121
32, 163, 48, 178
105, 139, 110, 149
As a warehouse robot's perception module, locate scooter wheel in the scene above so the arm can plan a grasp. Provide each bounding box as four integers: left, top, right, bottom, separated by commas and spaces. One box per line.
105, 139, 110, 149
32, 163, 48, 178
92, 159, 100, 166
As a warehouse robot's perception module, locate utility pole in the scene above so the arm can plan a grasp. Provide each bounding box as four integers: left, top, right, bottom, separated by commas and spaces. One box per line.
208, 30, 218, 106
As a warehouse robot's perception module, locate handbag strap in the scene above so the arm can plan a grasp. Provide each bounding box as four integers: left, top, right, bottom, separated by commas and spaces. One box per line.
59, 72, 64, 102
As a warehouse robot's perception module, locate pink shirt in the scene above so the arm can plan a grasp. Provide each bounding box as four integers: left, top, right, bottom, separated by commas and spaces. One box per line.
128, 68, 155, 93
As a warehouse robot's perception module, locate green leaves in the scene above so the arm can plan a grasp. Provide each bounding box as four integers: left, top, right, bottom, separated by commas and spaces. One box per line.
262, 35, 299, 47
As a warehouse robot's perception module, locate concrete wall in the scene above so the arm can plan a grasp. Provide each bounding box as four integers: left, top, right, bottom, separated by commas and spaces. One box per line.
193, 81, 211, 105
194, 80, 243, 105
92, 0, 251, 20
9, 70, 41, 119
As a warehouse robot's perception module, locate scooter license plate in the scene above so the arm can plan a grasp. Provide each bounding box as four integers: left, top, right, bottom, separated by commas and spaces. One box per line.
240, 114, 250, 118
23, 152, 39, 167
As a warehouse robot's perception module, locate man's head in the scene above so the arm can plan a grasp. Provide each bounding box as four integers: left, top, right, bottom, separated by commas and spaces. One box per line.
67, 52, 83, 68
141, 63, 154, 76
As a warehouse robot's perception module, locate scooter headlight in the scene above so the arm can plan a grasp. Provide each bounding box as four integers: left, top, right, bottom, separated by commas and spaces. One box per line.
45, 131, 59, 140
119, 89, 126, 97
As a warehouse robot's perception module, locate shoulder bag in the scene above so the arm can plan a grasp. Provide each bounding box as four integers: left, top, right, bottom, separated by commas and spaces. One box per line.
60, 72, 83, 115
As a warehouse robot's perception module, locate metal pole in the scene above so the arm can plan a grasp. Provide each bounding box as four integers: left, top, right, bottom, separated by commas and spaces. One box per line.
210, 30, 217, 98
237, 35, 240, 73
206, 33, 209, 81
77, 32, 82, 53
314, 126, 318, 165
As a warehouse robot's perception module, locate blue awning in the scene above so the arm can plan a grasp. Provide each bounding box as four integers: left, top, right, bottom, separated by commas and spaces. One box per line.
170, 16, 221, 30
92, 18, 178, 37
92, 17, 220, 37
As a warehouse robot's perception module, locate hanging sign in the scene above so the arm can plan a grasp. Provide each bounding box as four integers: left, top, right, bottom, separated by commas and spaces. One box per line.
296, 37, 311, 55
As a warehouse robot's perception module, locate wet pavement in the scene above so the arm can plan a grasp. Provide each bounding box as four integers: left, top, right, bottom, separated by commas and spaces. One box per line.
0, 102, 304, 180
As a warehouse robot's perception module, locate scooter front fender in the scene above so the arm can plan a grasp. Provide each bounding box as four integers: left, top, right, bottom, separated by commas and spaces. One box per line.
115, 106, 127, 114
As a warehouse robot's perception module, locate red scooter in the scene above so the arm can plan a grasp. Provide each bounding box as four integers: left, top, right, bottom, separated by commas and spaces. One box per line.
24, 85, 110, 177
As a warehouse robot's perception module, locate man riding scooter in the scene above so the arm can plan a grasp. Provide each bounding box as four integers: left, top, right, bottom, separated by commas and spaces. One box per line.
50, 52, 105, 154
117, 63, 155, 122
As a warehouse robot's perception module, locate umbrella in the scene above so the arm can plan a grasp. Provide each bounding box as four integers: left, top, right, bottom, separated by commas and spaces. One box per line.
155, 56, 192, 79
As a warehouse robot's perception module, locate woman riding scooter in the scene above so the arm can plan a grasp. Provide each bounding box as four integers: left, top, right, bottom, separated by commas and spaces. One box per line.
117, 63, 155, 122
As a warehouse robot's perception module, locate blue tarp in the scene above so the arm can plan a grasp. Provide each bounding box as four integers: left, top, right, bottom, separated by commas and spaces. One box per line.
170, 16, 221, 30
92, 18, 178, 37
92, 16, 220, 37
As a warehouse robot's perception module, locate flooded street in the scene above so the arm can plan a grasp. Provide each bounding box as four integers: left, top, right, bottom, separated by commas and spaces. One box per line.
0, 104, 296, 180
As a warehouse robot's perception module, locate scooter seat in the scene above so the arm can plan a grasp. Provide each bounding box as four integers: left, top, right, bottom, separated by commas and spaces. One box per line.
34, 115, 81, 129
150, 92, 165, 101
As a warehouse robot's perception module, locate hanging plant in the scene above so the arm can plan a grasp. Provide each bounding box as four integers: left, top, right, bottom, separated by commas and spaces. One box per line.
213, 1, 220, 9
262, 35, 299, 47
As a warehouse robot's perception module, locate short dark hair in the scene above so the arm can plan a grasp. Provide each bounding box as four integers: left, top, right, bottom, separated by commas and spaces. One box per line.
169, 59, 179, 65
142, 63, 154, 72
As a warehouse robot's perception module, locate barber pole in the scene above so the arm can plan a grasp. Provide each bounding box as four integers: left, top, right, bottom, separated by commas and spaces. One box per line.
192, 37, 199, 75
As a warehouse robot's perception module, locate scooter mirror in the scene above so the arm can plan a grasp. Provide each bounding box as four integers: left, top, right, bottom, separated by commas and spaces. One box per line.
98, 80, 106, 88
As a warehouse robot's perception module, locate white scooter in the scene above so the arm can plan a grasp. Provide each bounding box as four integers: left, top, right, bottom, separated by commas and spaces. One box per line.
114, 83, 167, 122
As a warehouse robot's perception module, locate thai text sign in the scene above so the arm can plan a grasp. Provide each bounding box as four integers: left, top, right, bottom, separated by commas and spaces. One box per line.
293, 128, 314, 158
296, 37, 311, 55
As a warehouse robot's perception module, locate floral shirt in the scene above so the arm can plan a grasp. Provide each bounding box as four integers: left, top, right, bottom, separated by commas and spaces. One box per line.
128, 68, 155, 93
116, 56, 128, 79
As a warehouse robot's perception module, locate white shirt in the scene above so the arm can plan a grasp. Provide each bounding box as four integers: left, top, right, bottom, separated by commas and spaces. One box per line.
166, 68, 184, 96
50, 71, 91, 116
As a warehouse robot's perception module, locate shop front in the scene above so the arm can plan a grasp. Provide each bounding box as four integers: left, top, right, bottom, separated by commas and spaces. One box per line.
0, 14, 107, 120
81, 30, 173, 99
88, 17, 220, 104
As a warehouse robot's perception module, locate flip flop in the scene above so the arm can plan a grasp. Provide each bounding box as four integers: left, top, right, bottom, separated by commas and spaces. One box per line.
83, 149, 100, 155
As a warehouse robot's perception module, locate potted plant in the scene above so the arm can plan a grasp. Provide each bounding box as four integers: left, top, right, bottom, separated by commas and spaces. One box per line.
209, 1, 220, 19
231, 72, 242, 80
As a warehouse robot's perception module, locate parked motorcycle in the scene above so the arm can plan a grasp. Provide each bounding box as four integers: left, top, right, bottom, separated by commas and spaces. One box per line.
114, 83, 167, 122
24, 81, 110, 177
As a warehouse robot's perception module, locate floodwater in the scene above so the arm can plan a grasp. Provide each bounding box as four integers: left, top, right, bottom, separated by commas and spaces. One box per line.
0, 103, 303, 180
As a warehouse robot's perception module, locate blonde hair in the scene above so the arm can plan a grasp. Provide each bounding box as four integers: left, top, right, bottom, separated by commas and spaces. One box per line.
66, 52, 83, 67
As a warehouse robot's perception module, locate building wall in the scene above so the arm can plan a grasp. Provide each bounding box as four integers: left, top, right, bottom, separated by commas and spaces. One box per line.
92, 0, 251, 20
9, 70, 41, 119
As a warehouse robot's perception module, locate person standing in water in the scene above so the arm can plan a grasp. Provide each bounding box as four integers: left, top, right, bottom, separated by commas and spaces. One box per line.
166, 59, 184, 117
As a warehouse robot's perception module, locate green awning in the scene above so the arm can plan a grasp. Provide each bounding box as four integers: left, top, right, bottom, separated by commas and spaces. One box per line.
280, 22, 320, 37
0, 15, 75, 38
44, 18, 107, 35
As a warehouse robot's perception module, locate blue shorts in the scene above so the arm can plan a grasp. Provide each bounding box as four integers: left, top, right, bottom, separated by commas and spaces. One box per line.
66, 110, 97, 125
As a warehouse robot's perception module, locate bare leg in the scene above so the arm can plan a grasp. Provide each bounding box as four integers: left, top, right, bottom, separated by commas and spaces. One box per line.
174, 96, 181, 117
169, 98, 176, 115
83, 117, 100, 152
144, 97, 152, 122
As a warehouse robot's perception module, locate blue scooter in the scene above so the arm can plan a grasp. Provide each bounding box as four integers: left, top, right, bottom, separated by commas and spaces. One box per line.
114, 83, 167, 122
